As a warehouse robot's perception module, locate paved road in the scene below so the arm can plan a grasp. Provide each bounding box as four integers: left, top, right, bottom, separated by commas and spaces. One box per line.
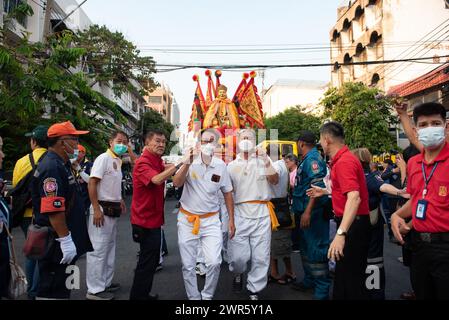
12, 197, 412, 300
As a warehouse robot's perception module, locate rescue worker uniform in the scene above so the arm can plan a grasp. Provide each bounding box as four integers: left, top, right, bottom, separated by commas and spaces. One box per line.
292, 147, 331, 300
31, 151, 92, 299
227, 154, 278, 295
364, 170, 387, 300
178, 156, 233, 300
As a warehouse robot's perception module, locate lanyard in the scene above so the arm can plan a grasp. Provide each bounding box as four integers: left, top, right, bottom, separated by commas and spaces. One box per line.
422, 162, 439, 199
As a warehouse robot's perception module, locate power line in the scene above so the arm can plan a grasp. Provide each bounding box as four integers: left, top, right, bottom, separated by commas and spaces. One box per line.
52, 0, 88, 31
79, 54, 449, 71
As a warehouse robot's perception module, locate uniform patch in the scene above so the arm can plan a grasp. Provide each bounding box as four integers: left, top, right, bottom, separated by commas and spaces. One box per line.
113, 162, 118, 170
439, 186, 448, 197
43, 178, 58, 197
53, 200, 63, 209
311, 161, 320, 174
191, 171, 199, 180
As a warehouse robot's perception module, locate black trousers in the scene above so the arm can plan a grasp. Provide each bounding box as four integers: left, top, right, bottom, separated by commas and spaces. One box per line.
410, 231, 449, 300
333, 215, 371, 300
366, 215, 385, 300
129, 226, 161, 300
37, 238, 74, 299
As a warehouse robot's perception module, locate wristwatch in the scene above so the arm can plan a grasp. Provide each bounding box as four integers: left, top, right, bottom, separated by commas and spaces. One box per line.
337, 228, 347, 237
175, 163, 183, 171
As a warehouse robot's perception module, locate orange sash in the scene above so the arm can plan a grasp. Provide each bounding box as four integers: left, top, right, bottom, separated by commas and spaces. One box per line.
180, 207, 219, 235
241, 201, 280, 231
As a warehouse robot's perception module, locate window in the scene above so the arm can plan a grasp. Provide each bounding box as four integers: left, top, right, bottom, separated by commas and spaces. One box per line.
148, 96, 162, 104
132, 101, 138, 112
3, 0, 27, 26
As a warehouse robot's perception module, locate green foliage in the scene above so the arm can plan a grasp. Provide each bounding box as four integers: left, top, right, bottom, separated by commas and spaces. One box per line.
0, 7, 156, 169
75, 25, 157, 96
137, 109, 177, 155
264, 106, 322, 141
320, 82, 398, 154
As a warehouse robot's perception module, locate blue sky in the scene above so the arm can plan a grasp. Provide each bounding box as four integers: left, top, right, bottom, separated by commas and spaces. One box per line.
79, 0, 342, 132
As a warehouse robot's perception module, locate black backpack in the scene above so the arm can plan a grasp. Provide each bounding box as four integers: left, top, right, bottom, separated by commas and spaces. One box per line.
7, 152, 47, 228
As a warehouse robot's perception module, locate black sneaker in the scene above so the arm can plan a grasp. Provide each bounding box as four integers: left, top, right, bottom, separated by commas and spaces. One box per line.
86, 291, 114, 300
156, 263, 163, 272
106, 283, 121, 293
232, 274, 243, 292
290, 281, 314, 293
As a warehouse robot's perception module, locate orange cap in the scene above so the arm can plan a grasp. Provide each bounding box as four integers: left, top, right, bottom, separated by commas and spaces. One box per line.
47, 121, 89, 138
78, 144, 86, 153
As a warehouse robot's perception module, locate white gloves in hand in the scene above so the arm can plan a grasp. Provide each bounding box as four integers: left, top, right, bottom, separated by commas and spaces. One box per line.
56, 232, 77, 265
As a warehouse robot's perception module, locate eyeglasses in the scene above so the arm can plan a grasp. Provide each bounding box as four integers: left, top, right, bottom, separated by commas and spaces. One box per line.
60, 137, 79, 143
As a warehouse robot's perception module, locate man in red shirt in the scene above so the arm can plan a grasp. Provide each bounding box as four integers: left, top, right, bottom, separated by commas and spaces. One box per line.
392, 102, 449, 300
129, 129, 189, 300
308, 122, 371, 300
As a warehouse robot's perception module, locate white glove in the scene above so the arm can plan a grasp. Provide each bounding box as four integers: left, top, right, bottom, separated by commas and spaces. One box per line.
56, 232, 77, 265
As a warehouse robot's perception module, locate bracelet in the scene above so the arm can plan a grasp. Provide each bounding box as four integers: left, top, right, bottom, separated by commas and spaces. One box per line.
175, 163, 183, 171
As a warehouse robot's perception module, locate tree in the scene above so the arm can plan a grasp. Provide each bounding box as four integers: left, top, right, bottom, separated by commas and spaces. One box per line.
76, 25, 157, 96
320, 82, 398, 154
0, 4, 157, 168
264, 107, 322, 141
137, 109, 177, 155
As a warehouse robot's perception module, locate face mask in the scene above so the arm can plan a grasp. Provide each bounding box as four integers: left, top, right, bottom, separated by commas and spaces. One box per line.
200, 143, 215, 157
113, 144, 128, 156
64, 142, 79, 160
418, 126, 446, 149
239, 140, 254, 152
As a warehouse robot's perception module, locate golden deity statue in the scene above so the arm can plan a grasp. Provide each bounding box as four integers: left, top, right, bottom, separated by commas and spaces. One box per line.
202, 85, 240, 129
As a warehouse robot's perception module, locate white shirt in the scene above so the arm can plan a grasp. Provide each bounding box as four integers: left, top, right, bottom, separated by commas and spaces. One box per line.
227, 154, 275, 219
90, 150, 123, 202
180, 156, 233, 215
270, 160, 289, 199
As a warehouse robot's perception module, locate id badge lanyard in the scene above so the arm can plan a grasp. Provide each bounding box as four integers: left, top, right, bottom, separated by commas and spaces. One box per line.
422, 162, 439, 199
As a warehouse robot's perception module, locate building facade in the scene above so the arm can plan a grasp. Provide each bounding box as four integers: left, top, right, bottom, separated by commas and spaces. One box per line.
1, 0, 146, 135
145, 84, 176, 123
330, 0, 449, 92
263, 79, 328, 117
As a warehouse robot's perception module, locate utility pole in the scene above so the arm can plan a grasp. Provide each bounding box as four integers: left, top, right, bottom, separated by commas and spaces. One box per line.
43, 0, 55, 41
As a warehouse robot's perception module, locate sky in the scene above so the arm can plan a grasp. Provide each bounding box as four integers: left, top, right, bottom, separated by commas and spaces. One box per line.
77, 0, 343, 133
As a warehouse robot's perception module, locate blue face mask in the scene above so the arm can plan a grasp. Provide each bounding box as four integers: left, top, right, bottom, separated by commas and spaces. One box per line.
64, 142, 79, 161
418, 126, 446, 149
113, 144, 128, 156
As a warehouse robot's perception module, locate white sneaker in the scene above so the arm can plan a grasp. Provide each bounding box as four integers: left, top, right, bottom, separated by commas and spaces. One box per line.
195, 263, 206, 276
249, 292, 259, 300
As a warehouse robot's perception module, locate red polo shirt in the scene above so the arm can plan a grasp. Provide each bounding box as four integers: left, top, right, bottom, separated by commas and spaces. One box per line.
407, 142, 449, 233
330, 146, 370, 217
131, 149, 165, 229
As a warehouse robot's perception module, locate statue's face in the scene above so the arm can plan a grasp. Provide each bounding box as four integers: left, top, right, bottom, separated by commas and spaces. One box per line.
218, 89, 227, 99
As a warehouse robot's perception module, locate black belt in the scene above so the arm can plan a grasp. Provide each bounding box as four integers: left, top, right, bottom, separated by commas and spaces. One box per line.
415, 231, 449, 244
334, 215, 369, 223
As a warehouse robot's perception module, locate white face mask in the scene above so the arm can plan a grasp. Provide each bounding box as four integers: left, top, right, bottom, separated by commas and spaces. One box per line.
239, 140, 254, 152
200, 143, 215, 157
418, 126, 446, 149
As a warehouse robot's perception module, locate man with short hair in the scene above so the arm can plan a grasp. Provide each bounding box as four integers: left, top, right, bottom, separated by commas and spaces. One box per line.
308, 122, 371, 300
31, 121, 92, 300
12, 125, 48, 300
86, 131, 129, 300
173, 129, 235, 300
129, 129, 185, 300
391, 102, 449, 300
291, 131, 331, 300
71, 144, 92, 215
227, 129, 279, 300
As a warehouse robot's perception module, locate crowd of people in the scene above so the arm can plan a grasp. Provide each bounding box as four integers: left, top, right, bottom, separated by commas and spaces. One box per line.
0, 101, 448, 301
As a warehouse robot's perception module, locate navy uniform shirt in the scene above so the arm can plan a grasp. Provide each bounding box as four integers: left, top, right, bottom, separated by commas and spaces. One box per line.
365, 170, 385, 211
31, 151, 92, 257
292, 147, 328, 213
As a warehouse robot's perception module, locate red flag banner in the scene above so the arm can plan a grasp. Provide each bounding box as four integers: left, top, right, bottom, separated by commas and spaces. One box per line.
239, 74, 265, 129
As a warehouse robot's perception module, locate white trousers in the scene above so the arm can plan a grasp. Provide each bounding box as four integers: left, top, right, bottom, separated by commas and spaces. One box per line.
229, 214, 271, 294
86, 207, 118, 294
177, 212, 222, 300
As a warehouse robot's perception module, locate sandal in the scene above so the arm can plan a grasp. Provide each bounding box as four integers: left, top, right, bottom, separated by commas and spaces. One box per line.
281, 274, 297, 284
268, 274, 283, 284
